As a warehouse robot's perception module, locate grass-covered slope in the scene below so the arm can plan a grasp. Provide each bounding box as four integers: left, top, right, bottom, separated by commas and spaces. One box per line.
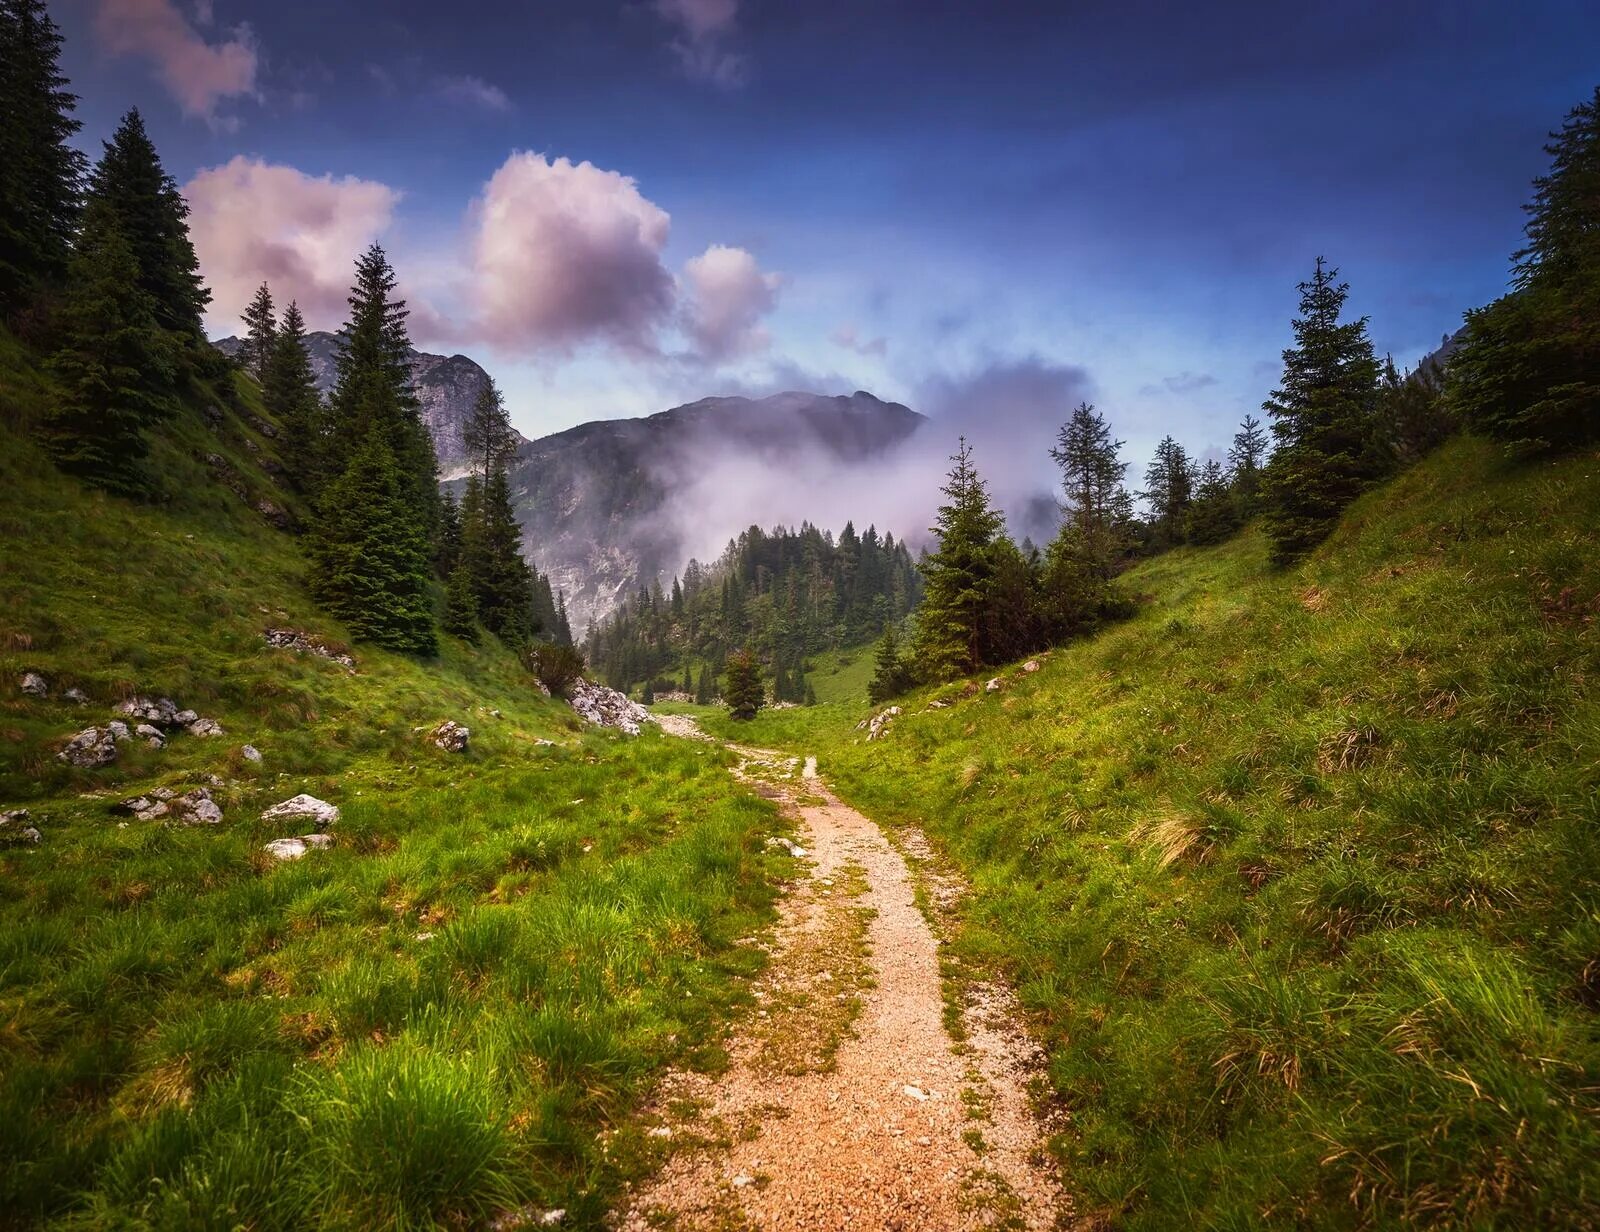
698, 436, 1600, 1228
0, 333, 781, 1229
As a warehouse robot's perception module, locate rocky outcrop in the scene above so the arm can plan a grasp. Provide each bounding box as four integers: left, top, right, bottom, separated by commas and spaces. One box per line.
260, 794, 339, 829
860, 705, 901, 741
117, 786, 221, 824
567, 679, 654, 736
263, 628, 357, 670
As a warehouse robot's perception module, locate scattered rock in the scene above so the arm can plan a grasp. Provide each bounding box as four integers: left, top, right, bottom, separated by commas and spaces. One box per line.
115, 794, 169, 821
188, 718, 225, 738
19, 671, 48, 697
262, 833, 333, 861
0, 809, 41, 846
117, 696, 180, 726
866, 705, 901, 741
260, 793, 339, 829
902, 1084, 929, 1102
172, 788, 222, 825
240, 744, 263, 763
766, 836, 809, 858
63, 687, 88, 705
203, 404, 224, 428
135, 723, 164, 742
732, 1175, 755, 1189
58, 726, 117, 768
107, 720, 131, 742
429, 720, 470, 753
173, 709, 198, 726
985, 677, 1002, 692
248, 414, 280, 439
566, 678, 654, 736
263, 628, 357, 670
255, 498, 289, 530
151, 787, 176, 801
1022, 659, 1041, 673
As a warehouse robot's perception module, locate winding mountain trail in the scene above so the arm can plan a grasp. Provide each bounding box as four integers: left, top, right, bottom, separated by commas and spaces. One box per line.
623, 716, 1070, 1230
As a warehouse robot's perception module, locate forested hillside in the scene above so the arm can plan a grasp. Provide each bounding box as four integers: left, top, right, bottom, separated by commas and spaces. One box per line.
585, 520, 922, 701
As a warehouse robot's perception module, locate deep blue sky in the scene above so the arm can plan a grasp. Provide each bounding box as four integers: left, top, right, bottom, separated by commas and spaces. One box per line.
53, 0, 1600, 470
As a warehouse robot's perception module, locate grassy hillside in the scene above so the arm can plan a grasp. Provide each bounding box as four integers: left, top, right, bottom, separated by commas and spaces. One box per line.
696, 435, 1600, 1228
0, 333, 783, 1229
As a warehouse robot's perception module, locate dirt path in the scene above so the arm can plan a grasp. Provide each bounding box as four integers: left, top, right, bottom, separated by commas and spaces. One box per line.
623, 716, 1069, 1229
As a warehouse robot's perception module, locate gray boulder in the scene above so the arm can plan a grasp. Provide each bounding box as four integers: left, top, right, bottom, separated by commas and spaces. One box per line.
260, 794, 339, 829
241, 744, 263, 763
58, 727, 117, 768
263, 833, 333, 861
63, 687, 88, 705
20, 672, 48, 697
187, 718, 225, 738
172, 788, 222, 825
0, 808, 41, 845
430, 720, 470, 752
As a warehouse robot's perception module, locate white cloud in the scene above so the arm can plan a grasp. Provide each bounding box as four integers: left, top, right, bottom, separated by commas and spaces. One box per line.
436, 74, 512, 112
652, 0, 748, 86
682, 244, 782, 361
92, 0, 257, 122
183, 157, 401, 334
464, 151, 676, 354
831, 322, 888, 357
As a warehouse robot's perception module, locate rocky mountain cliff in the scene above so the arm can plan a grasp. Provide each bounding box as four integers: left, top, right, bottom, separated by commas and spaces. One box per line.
503, 391, 926, 633
214, 332, 526, 477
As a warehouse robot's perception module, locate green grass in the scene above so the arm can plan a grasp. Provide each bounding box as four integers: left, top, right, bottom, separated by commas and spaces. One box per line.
702, 436, 1600, 1228
0, 333, 782, 1229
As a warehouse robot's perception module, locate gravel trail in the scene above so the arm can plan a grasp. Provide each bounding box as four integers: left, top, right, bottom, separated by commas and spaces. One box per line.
622, 717, 1069, 1229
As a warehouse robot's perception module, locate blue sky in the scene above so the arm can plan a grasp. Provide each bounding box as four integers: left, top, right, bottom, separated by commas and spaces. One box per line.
53, 0, 1600, 478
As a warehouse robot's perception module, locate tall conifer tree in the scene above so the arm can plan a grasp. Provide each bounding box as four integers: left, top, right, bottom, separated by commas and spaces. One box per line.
263, 300, 326, 495
0, 0, 85, 316
912, 438, 1005, 681
240, 281, 277, 379
1142, 435, 1194, 548
1228, 414, 1268, 512
1260, 257, 1384, 564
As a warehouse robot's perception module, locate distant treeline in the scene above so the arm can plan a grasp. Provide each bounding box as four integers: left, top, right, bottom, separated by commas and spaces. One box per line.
586, 521, 922, 701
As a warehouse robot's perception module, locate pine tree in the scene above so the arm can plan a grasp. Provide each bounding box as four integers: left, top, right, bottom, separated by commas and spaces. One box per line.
311, 249, 437, 653
309, 433, 436, 654
912, 439, 1006, 681
39, 200, 174, 495
240, 282, 277, 379
1261, 257, 1385, 564
86, 109, 208, 337
1142, 435, 1194, 548
695, 663, 714, 704
435, 488, 463, 576
1228, 414, 1268, 512
263, 300, 326, 494
462, 379, 517, 478
724, 649, 764, 720
1378, 354, 1453, 466
1185, 459, 1239, 545
1453, 86, 1600, 453
1049, 402, 1130, 580
326, 245, 436, 525
868, 623, 912, 704
442, 565, 478, 642
0, 0, 85, 317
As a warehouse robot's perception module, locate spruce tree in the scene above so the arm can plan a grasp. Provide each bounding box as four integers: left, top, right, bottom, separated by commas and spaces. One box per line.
912, 439, 1006, 681
311, 249, 438, 653
1260, 257, 1385, 564
695, 663, 714, 704
309, 433, 436, 654
868, 623, 912, 704
86, 109, 208, 337
1185, 459, 1240, 545
1453, 86, 1600, 452
1228, 414, 1268, 512
263, 300, 326, 494
1142, 435, 1194, 548
0, 0, 85, 317
326, 245, 436, 524
724, 649, 764, 720
1049, 402, 1131, 579
39, 200, 174, 495
240, 281, 277, 379
435, 488, 463, 576
442, 565, 478, 642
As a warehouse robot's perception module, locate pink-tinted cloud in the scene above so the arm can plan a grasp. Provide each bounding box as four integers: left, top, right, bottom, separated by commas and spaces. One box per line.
466, 151, 675, 354
183, 157, 400, 334
92, 0, 257, 122
652, 0, 748, 86
831, 322, 888, 357
682, 244, 782, 361
436, 74, 511, 111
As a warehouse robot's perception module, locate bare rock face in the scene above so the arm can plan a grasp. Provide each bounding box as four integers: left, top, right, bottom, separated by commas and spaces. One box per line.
260, 794, 340, 830
429, 720, 470, 753
566, 679, 653, 736
59, 726, 117, 767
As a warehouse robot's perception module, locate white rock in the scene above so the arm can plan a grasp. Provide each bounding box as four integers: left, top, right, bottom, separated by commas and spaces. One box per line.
902, 1084, 929, 1101
135, 723, 164, 741
263, 837, 307, 860
566, 678, 654, 736
430, 720, 470, 752
19, 672, 48, 697
241, 744, 263, 763
107, 720, 131, 741
732, 1175, 755, 1188
1022, 659, 1041, 673
58, 726, 117, 767
188, 718, 225, 738
173, 709, 199, 726
63, 687, 88, 705
260, 794, 339, 828
985, 677, 1002, 692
